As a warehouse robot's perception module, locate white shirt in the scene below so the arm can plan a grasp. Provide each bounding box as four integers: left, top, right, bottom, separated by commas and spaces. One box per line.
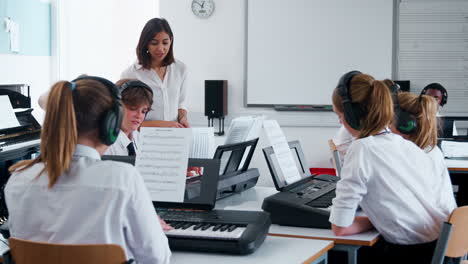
332, 125, 355, 161
426, 146, 457, 213
105, 130, 141, 156
5, 144, 171, 264
121, 60, 188, 122
329, 132, 455, 244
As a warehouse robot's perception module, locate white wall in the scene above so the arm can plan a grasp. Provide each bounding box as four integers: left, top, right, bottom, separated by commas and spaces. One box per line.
56, 0, 159, 82
160, 0, 340, 187
0, 54, 51, 122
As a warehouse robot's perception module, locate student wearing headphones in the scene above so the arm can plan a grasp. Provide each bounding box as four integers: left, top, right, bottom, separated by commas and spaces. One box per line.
420, 82, 448, 108
390, 89, 456, 211
420, 82, 458, 137
105, 79, 153, 156
6, 77, 171, 264
329, 71, 453, 263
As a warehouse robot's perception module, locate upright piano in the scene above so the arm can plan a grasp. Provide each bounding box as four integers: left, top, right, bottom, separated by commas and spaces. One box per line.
0, 84, 41, 220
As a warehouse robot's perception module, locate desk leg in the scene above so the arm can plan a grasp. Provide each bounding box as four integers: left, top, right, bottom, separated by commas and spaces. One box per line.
450, 172, 468, 206
332, 244, 360, 264
309, 251, 327, 264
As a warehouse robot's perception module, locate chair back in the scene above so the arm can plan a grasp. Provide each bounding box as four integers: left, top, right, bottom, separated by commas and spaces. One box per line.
431, 206, 468, 264
9, 238, 128, 264
445, 206, 468, 258
328, 139, 342, 177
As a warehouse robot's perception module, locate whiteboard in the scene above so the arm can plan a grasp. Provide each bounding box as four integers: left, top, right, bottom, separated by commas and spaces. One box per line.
246, 0, 394, 106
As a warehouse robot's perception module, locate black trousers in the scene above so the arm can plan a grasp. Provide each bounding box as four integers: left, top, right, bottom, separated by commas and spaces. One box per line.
357, 239, 437, 264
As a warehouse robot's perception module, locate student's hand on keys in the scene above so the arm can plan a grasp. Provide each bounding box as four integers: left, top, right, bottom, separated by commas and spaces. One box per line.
158, 216, 173, 231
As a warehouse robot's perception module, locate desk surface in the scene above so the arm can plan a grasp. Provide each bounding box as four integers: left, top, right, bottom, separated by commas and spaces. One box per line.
171, 235, 333, 264
446, 158, 468, 172
216, 186, 380, 246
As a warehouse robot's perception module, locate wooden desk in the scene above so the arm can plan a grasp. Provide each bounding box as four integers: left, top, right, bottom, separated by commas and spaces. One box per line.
171, 236, 333, 264
446, 159, 468, 206
215, 187, 380, 264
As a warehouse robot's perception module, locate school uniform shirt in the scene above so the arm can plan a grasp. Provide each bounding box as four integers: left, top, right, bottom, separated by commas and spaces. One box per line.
426, 146, 457, 213
332, 125, 355, 162
121, 59, 188, 122
105, 130, 141, 156
5, 144, 171, 264
329, 132, 454, 245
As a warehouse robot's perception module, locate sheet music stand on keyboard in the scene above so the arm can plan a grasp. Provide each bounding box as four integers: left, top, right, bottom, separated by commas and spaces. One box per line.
213, 138, 260, 200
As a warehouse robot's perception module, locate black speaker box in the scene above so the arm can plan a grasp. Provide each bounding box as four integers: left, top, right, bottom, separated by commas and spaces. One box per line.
205, 80, 228, 118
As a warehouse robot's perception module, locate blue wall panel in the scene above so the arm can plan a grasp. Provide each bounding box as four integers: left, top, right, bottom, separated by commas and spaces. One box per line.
0, 0, 50, 56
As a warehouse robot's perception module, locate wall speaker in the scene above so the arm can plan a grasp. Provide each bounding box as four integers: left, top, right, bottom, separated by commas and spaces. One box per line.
205, 80, 228, 118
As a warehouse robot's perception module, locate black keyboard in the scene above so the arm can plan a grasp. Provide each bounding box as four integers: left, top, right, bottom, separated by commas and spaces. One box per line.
156, 209, 271, 255
262, 177, 338, 228
305, 189, 335, 208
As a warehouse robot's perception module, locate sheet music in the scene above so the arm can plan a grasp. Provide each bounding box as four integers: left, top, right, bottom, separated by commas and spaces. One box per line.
0, 96, 20, 130
189, 127, 215, 158
224, 116, 254, 144
263, 120, 301, 184
222, 116, 264, 171
136, 127, 191, 202
441, 140, 468, 158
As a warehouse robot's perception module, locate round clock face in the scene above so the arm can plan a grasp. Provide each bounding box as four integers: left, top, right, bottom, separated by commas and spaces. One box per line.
191, 0, 215, 18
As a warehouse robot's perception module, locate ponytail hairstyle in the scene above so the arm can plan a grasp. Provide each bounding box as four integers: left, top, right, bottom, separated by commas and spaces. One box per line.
332, 73, 394, 138
396, 93, 438, 150
9, 79, 115, 188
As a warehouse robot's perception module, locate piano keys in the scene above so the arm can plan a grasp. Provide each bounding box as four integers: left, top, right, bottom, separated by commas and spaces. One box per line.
0, 84, 41, 160
157, 209, 271, 255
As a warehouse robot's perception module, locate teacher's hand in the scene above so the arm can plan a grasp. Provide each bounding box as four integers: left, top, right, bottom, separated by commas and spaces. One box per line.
141, 120, 185, 128
165, 121, 185, 128
179, 118, 190, 128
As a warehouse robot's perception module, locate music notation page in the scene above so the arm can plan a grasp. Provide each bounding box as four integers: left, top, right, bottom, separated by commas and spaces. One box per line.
189, 127, 215, 159
136, 127, 191, 202
263, 120, 301, 184
0, 96, 20, 130
441, 140, 468, 158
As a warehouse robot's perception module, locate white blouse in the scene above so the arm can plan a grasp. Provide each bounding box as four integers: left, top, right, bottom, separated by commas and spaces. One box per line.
105, 130, 141, 156
329, 132, 455, 244
121, 59, 188, 122
5, 144, 171, 264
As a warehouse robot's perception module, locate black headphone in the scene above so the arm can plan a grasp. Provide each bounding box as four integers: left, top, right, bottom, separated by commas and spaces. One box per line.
336, 71, 367, 130
73, 76, 123, 146
391, 83, 418, 135
420, 83, 447, 107
119, 80, 154, 96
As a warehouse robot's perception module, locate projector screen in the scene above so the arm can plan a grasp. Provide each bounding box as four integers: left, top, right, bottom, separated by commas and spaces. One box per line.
246, 0, 394, 106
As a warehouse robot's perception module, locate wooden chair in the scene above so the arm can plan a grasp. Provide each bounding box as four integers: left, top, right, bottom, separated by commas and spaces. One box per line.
431, 206, 468, 264
7, 238, 132, 264
328, 139, 342, 177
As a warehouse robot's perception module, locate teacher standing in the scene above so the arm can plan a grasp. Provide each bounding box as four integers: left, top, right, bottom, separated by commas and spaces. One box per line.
121, 18, 190, 128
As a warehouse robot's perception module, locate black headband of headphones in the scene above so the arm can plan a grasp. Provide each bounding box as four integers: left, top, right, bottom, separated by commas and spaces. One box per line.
72, 75, 123, 146
73, 76, 122, 100
119, 80, 154, 96
392, 83, 418, 135
336, 70, 368, 130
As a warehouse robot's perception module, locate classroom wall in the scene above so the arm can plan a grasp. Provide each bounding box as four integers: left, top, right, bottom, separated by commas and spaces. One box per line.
159, 0, 340, 186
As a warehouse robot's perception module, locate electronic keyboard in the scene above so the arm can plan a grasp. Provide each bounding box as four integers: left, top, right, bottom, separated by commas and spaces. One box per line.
157, 209, 271, 255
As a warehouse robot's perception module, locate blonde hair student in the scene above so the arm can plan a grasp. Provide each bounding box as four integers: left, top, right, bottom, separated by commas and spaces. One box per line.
6, 76, 171, 264
391, 89, 456, 208
329, 71, 455, 264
